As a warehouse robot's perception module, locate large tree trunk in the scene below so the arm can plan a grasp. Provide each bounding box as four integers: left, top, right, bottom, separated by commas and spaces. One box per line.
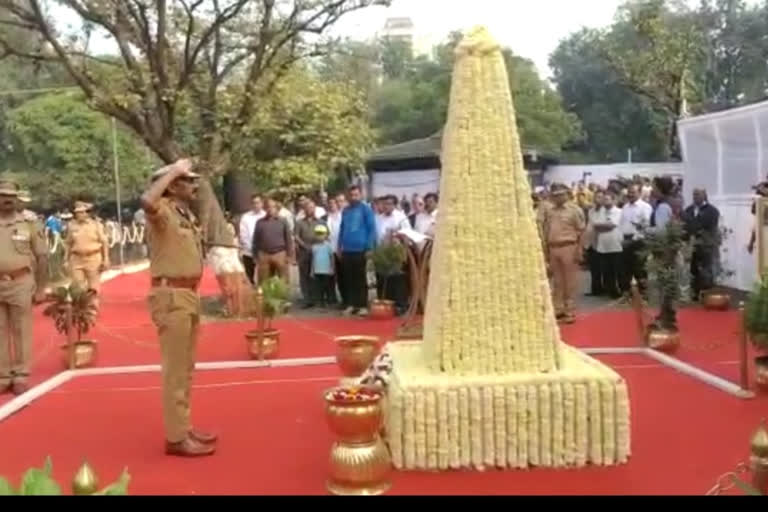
223, 170, 254, 215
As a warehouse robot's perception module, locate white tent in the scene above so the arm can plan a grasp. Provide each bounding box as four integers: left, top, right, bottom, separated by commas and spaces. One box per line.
678, 100, 767, 291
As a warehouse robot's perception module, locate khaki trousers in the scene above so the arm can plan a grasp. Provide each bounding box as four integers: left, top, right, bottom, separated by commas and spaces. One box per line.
148, 287, 200, 443
548, 244, 580, 317
0, 274, 34, 386
257, 251, 289, 283
70, 253, 103, 293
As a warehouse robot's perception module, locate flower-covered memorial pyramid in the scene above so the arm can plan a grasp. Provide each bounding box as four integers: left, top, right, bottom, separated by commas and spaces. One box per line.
383, 26, 631, 471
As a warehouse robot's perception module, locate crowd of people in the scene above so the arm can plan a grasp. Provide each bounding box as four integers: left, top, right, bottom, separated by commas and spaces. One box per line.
233, 187, 439, 317
534, 175, 728, 325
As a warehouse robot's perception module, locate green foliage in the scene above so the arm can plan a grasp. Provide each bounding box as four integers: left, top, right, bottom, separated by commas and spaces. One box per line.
176, 66, 374, 195
260, 276, 291, 321
5, 92, 156, 209
550, 0, 768, 163
372, 242, 407, 277
42, 283, 98, 339
330, 35, 581, 153
745, 275, 768, 344
643, 219, 690, 327
0, 457, 129, 496
549, 28, 669, 163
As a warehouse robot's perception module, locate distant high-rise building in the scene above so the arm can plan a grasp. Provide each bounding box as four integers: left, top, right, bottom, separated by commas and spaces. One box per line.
378, 17, 433, 59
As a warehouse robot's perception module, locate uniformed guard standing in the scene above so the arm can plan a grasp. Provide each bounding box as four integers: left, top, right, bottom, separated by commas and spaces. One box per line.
16, 190, 37, 222
66, 201, 109, 302
0, 180, 48, 395
542, 183, 586, 324
141, 159, 216, 457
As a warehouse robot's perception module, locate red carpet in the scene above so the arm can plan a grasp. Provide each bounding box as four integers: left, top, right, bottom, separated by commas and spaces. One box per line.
3, 269, 765, 494
0, 354, 764, 495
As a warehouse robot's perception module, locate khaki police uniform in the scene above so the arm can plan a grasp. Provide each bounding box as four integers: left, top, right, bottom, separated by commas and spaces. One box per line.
146, 197, 204, 444
0, 212, 47, 388
67, 219, 108, 292
543, 199, 586, 321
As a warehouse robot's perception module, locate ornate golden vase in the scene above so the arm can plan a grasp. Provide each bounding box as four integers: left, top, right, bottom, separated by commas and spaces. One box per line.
324, 387, 392, 496
369, 300, 395, 320
702, 290, 731, 311
60, 340, 97, 369
245, 329, 280, 360
646, 328, 680, 353
335, 336, 380, 381
750, 420, 768, 493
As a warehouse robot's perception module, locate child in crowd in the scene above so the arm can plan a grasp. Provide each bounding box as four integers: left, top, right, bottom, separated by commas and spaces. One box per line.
311, 224, 336, 307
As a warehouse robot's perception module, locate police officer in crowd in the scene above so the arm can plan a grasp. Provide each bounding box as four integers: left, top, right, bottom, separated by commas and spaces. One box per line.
0, 180, 48, 395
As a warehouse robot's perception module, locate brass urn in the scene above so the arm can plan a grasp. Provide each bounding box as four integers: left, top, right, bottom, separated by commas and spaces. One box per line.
72, 460, 99, 495
750, 420, 768, 494
646, 328, 680, 353
335, 336, 381, 382
324, 386, 391, 496
245, 329, 280, 360
60, 340, 97, 369
369, 300, 395, 320
755, 355, 768, 390
702, 290, 731, 311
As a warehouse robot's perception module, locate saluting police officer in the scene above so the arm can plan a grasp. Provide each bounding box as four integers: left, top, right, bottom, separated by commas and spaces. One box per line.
0, 180, 48, 395
66, 201, 109, 304
141, 159, 216, 457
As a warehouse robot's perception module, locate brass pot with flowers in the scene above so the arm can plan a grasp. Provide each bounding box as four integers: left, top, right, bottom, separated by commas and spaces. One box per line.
323, 386, 391, 496
370, 241, 407, 319
43, 284, 98, 369
245, 276, 290, 360
744, 275, 768, 389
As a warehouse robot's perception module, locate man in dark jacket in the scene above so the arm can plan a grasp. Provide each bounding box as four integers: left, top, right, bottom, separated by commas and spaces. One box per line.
682, 188, 720, 301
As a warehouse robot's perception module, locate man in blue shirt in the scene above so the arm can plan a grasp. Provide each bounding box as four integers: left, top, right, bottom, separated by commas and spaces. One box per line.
338, 185, 376, 316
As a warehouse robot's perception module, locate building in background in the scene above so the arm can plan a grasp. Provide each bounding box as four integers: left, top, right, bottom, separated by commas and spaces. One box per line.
378, 17, 435, 59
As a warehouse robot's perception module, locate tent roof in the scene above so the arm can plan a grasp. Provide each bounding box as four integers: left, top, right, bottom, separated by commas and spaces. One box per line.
366, 131, 557, 166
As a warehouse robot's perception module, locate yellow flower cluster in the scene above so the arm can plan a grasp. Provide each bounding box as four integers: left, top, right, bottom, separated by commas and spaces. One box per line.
421, 26, 560, 376
386, 342, 631, 470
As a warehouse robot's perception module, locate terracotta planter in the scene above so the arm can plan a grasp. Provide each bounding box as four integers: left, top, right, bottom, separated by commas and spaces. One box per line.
324, 387, 391, 496
60, 340, 97, 369
755, 356, 768, 390
369, 300, 395, 320
701, 291, 731, 311
335, 336, 380, 379
646, 328, 680, 353
245, 328, 280, 360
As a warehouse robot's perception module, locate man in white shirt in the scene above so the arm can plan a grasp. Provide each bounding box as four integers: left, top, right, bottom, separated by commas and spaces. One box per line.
413, 192, 439, 237
238, 194, 266, 284
375, 195, 410, 314
376, 195, 410, 244
619, 185, 653, 297
593, 191, 623, 298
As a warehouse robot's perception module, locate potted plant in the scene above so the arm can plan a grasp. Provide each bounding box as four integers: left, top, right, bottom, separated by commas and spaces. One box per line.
245, 276, 291, 360
370, 242, 407, 319
700, 225, 735, 311
744, 275, 768, 388
643, 220, 690, 352
43, 284, 98, 369
0, 457, 130, 495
